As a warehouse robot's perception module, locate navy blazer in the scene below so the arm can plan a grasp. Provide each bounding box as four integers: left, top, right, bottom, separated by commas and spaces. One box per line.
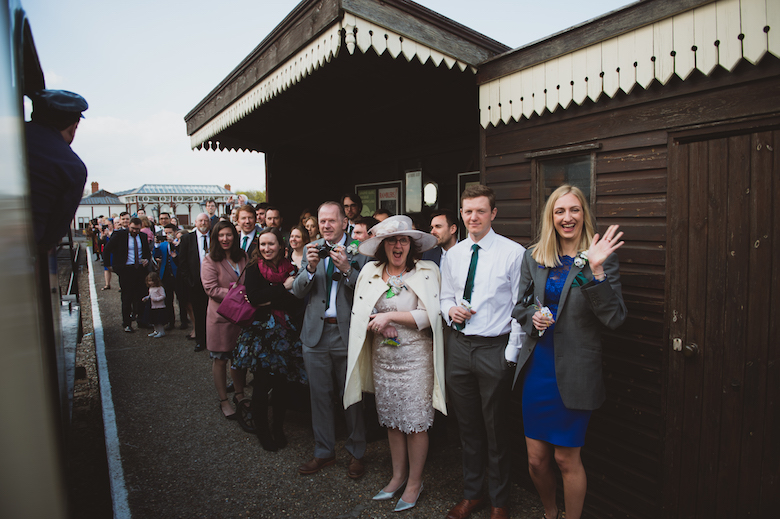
421, 246, 443, 266
153, 241, 177, 279
511, 248, 627, 410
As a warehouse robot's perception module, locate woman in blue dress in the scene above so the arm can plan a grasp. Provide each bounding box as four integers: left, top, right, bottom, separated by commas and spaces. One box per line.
512, 185, 627, 519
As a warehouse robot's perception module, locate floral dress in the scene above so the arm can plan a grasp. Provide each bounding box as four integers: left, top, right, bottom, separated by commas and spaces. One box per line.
232, 261, 307, 384
371, 266, 434, 433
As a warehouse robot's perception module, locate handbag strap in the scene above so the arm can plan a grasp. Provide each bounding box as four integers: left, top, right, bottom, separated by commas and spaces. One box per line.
235, 259, 253, 285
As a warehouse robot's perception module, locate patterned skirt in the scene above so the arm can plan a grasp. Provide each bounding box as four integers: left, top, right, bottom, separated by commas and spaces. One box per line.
233, 313, 307, 384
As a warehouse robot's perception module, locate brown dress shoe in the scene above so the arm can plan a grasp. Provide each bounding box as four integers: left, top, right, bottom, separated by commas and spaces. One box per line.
490, 506, 509, 519
446, 497, 486, 519
297, 456, 336, 475
347, 456, 365, 479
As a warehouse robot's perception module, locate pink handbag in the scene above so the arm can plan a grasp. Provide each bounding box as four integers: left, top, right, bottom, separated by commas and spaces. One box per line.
216, 265, 256, 326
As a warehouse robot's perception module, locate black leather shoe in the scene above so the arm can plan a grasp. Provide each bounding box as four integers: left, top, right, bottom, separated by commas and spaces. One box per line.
194, 344, 205, 352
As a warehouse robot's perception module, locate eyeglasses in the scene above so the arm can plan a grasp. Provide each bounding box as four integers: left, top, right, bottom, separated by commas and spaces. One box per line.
385, 237, 411, 245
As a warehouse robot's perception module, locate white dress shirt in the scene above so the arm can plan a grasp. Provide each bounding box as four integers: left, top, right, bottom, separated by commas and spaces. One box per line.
440, 228, 526, 359
125, 233, 142, 266
307, 233, 348, 319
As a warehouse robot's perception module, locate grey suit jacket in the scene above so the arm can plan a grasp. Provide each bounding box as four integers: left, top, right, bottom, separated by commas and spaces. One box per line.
291, 238, 368, 347
511, 248, 627, 410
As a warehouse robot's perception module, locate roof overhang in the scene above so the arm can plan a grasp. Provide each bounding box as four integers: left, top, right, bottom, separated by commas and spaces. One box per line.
477, 0, 780, 127
185, 0, 508, 151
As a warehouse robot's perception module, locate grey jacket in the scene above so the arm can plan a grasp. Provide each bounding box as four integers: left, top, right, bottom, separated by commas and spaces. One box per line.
511, 248, 627, 410
291, 238, 368, 347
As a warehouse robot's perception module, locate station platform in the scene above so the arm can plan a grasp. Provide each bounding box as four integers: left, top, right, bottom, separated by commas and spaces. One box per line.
87, 253, 540, 518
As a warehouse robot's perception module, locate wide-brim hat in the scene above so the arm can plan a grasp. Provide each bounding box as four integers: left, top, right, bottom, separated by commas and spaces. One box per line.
358, 215, 437, 257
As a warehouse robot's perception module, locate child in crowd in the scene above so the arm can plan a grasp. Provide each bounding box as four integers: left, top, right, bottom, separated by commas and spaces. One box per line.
143, 272, 167, 338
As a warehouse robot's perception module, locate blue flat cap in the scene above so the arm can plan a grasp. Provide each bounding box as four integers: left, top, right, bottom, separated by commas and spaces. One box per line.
32, 89, 88, 117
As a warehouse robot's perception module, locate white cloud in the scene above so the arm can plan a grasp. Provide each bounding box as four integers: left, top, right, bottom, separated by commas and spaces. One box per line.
72, 111, 265, 193
43, 70, 65, 88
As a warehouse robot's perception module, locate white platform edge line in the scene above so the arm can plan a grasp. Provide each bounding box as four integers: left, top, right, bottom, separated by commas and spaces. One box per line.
86, 247, 131, 519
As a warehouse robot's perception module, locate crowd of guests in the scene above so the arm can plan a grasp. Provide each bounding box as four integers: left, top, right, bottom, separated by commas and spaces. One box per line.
88, 186, 626, 519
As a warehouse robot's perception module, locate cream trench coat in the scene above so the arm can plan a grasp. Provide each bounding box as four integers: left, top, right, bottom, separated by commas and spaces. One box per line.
343, 259, 447, 415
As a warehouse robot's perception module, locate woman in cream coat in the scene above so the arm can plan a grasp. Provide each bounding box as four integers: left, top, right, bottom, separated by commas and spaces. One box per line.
344, 216, 445, 512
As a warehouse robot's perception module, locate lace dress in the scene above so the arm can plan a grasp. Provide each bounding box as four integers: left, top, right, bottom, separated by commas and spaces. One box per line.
371, 271, 434, 434
521, 255, 592, 447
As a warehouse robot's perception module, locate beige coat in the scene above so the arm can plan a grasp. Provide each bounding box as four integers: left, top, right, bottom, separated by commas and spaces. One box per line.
343, 260, 446, 415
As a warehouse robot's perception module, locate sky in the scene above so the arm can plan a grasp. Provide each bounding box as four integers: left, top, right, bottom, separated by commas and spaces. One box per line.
22, 0, 633, 195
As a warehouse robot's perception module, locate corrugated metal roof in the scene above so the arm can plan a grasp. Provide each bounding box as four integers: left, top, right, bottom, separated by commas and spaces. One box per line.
132, 184, 234, 195
80, 197, 122, 205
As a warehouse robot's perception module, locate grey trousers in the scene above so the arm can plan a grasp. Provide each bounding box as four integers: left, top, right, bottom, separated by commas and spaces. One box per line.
445, 329, 513, 507
302, 322, 366, 459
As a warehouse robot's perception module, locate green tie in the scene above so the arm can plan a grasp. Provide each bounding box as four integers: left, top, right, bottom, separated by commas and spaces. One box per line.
325, 258, 335, 309
242, 236, 249, 251
463, 243, 480, 301
456, 243, 479, 331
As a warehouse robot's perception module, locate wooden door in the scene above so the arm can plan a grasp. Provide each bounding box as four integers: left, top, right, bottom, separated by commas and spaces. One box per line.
665, 128, 779, 518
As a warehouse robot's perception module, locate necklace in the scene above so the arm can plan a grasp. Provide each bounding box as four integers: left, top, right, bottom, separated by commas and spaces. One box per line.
384, 266, 407, 298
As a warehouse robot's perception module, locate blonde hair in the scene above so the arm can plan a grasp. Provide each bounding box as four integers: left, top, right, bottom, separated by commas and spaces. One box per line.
532, 184, 595, 267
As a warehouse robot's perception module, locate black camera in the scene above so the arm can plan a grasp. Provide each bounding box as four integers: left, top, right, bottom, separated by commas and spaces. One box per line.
316, 242, 336, 258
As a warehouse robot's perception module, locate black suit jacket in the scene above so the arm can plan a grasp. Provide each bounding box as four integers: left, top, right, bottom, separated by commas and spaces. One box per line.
421, 246, 443, 266
104, 229, 151, 269
176, 230, 208, 289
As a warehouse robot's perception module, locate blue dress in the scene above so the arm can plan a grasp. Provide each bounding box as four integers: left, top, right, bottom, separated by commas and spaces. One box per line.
522, 255, 591, 447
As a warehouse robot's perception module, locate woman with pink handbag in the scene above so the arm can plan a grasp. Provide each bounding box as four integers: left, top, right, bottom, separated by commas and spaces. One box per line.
201, 221, 247, 420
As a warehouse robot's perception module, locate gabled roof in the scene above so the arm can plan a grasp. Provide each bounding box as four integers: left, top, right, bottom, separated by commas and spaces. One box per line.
80, 189, 121, 205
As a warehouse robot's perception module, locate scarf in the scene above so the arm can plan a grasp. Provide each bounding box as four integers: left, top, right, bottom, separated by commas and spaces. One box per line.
257, 257, 296, 328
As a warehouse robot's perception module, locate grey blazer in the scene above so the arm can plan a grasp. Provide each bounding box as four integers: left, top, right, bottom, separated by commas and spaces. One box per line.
291, 238, 368, 347
511, 248, 627, 410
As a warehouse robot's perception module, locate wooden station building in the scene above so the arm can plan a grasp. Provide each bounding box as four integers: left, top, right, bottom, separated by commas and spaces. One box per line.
186, 0, 779, 517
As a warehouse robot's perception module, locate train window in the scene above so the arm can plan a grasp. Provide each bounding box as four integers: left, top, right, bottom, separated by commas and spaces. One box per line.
539, 154, 593, 204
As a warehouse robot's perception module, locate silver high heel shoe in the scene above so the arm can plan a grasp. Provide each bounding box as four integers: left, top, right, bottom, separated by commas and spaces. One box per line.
393, 482, 423, 512
372, 478, 407, 501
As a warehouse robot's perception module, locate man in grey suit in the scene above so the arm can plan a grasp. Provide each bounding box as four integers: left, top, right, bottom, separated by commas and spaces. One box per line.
292, 201, 368, 478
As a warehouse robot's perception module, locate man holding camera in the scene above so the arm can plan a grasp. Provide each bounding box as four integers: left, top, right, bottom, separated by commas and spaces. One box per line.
292, 201, 368, 479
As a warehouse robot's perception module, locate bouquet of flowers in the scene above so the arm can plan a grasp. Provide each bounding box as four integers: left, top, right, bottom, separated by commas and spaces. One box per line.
535, 297, 554, 337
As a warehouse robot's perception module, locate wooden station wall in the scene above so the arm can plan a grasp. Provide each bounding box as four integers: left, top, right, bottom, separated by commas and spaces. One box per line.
482, 57, 780, 518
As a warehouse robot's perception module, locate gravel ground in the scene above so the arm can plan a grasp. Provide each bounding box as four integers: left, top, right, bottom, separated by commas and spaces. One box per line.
83, 252, 544, 519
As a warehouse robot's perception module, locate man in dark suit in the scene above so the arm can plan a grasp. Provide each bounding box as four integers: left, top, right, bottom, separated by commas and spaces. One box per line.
341, 193, 362, 238
292, 201, 368, 479
205, 199, 220, 229
422, 209, 458, 267
104, 217, 152, 332
236, 204, 262, 257
176, 213, 211, 352
264, 206, 289, 245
